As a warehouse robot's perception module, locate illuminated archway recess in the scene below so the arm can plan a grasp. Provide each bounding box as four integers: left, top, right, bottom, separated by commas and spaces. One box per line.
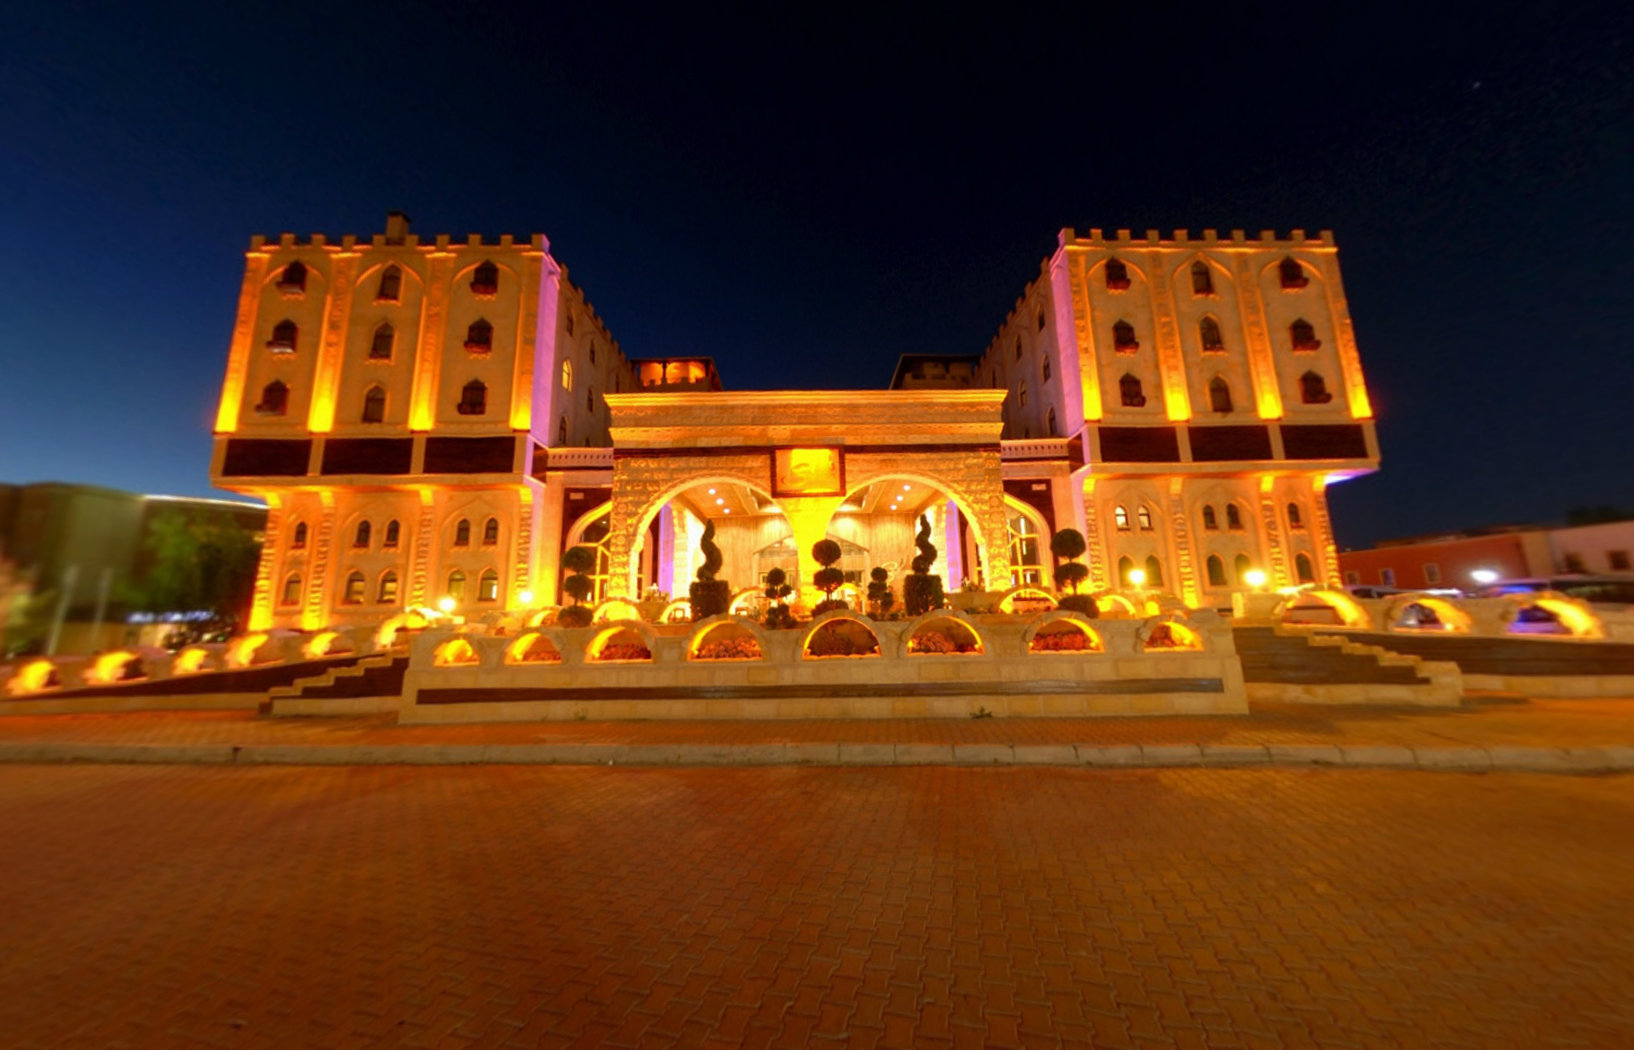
604, 390, 1011, 600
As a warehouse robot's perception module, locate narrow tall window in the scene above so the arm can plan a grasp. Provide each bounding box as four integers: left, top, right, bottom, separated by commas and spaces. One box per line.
343, 571, 366, 604
1202, 505, 1218, 531
1199, 316, 1224, 352
1119, 373, 1146, 407
383, 519, 400, 548
1234, 553, 1252, 583
1036, 310, 1046, 331
1041, 355, 1051, 382
1113, 320, 1138, 352
1114, 506, 1130, 531
1207, 555, 1227, 586
276, 261, 307, 293
353, 520, 371, 549
1300, 371, 1333, 404
1226, 504, 1243, 531
1018, 381, 1028, 409
465, 319, 493, 353
589, 343, 597, 364
1295, 553, 1315, 583
447, 569, 467, 600
291, 522, 307, 549
1191, 260, 1214, 296
1287, 502, 1305, 529
557, 416, 567, 445
256, 380, 288, 415
369, 323, 394, 360
1014, 338, 1022, 362
457, 379, 486, 415
267, 320, 297, 353
483, 517, 499, 545
1138, 507, 1153, 531
454, 519, 471, 547
1118, 555, 1135, 586
587, 386, 594, 413
561, 360, 573, 391
377, 571, 399, 603
1279, 257, 1309, 290
478, 569, 500, 602
361, 385, 386, 423
1105, 259, 1131, 291
1290, 319, 1321, 351
1145, 555, 1164, 587
376, 264, 401, 302
470, 261, 498, 295
1046, 407, 1058, 436
1208, 376, 1233, 413
280, 574, 302, 606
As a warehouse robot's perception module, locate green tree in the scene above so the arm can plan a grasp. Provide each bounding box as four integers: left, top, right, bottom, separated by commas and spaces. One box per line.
120, 511, 261, 628
1049, 528, 1088, 594
811, 539, 847, 614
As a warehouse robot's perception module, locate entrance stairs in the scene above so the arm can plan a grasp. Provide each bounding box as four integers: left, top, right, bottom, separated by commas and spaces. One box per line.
265, 651, 410, 717
1233, 627, 1462, 705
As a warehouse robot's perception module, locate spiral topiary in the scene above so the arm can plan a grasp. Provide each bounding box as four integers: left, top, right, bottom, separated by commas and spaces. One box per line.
903, 513, 945, 615
689, 519, 731, 620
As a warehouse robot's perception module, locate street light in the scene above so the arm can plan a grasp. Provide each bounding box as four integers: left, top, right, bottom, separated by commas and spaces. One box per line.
437, 596, 456, 613
517, 589, 534, 606
1127, 568, 1147, 588
1244, 569, 1268, 590
1470, 569, 1499, 586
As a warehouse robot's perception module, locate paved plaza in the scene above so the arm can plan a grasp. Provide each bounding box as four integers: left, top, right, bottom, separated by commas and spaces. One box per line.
3, 760, 1632, 1048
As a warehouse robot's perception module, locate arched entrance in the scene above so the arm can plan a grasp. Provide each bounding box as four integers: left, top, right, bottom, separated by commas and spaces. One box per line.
620, 476, 796, 602
823, 475, 996, 603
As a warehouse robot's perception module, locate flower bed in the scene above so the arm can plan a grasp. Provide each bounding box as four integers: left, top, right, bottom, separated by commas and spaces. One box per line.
907, 628, 980, 655
805, 619, 880, 658
513, 637, 563, 663
694, 636, 763, 661
593, 642, 652, 662
1030, 623, 1099, 653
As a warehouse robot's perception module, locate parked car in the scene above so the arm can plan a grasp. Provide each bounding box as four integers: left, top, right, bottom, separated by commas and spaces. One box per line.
1472, 576, 1634, 607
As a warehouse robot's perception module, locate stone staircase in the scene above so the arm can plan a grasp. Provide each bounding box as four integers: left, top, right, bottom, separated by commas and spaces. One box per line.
265, 652, 410, 716
1233, 627, 1462, 705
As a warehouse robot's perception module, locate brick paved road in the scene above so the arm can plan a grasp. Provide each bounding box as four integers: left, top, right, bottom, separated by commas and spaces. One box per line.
2, 766, 1631, 1049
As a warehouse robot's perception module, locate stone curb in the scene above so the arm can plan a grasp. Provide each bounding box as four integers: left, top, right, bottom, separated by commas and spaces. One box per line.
1, 741, 1632, 773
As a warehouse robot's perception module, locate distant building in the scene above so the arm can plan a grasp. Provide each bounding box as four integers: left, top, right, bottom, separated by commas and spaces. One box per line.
0, 482, 265, 655
211, 216, 1379, 629
1338, 519, 1634, 590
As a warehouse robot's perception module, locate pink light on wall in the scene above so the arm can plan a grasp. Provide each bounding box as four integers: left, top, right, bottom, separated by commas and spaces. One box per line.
944, 500, 964, 586
657, 504, 675, 595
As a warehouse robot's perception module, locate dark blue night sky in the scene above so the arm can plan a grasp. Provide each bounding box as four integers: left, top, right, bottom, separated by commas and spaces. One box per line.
1, 3, 1630, 548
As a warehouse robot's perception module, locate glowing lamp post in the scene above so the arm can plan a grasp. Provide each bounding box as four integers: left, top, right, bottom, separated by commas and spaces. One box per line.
1470, 569, 1499, 587
517, 589, 534, 607
437, 596, 456, 614
1127, 568, 1146, 592
1244, 569, 1268, 591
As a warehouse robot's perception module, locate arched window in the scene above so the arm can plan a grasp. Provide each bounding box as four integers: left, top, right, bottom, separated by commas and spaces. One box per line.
1114, 506, 1131, 531
1290, 319, 1321, 351
1113, 320, 1138, 351
1046, 407, 1058, 436
570, 509, 614, 604
1119, 374, 1145, 407
446, 569, 467, 601
470, 261, 498, 295
1300, 372, 1333, 404
276, 261, 307, 293
255, 380, 289, 415
454, 519, 471, 547
353, 520, 371, 549
1202, 505, 1218, 531
343, 571, 366, 604
1145, 555, 1164, 587
1206, 555, 1227, 586
1105, 258, 1131, 290
1234, 553, 1252, 583
587, 386, 594, 412
369, 323, 394, 360
1014, 338, 1022, 361
376, 265, 401, 302
1226, 504, 1244, 531
1007, 511, 1043, 587
383, 520, 400, 548
1137, 506, 1153, 531
589, 343, 597, 363
1018, 381, 1028, 409
1041, 355, 1051, 382
557, 416, 567, 445
1117, 555, 1136, 587
280, 574, 302, 606
1208, 376, 1233, 413
377, 571, 399, 604
478, 569, 500, 602
561, 359, 573, 391
267, 320, 297, 353
464, 319, 493, 352
1199, 316, 1224, 352
1279, 257, 1309, 290
1191, 260, 1214, 296
457, 380, 486, 415
291, 522, 307, 549
1287, 502, 1305, 529
361, 385, 386, 423
1036, 310, 1046, 331
1295, 553, 1315, 583
483, 517, 499, 545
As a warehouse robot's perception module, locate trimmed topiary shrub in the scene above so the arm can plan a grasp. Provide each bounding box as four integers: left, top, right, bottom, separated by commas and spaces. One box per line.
689, 519, 731, 621
866, 566, 894, 619
556, 604, 593, 628
1050, 528, 1091, 611
1055, 594, 1099, 616
561, 544, 597, 608
903, 514, 944, 616
811, 538, 849, 615
763, 566, 795, 629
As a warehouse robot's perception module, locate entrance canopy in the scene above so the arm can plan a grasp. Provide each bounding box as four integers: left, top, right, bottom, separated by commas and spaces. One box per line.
602, 390, 1011, 599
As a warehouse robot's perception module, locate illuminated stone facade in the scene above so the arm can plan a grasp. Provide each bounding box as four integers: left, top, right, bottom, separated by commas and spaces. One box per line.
212, 217, 1377, 631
